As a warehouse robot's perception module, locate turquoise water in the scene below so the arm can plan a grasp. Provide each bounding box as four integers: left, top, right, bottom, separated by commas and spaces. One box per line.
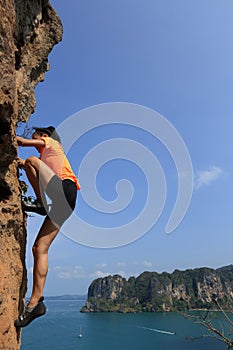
21, 300, 224, 350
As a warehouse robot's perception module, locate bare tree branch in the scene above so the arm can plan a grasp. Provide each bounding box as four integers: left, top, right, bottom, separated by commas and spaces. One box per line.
181, 300, 233, 349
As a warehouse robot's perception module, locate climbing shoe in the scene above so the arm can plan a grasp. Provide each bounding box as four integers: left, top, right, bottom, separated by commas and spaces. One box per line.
22, 196, 47, 216
14, 297, 46, 328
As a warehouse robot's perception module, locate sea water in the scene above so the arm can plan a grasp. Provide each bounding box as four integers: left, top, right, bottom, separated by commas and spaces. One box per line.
21, 300, 225, 350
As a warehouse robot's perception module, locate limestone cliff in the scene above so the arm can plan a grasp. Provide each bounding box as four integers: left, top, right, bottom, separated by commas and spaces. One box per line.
81, 265, 233, 313
0, 1, 62, 349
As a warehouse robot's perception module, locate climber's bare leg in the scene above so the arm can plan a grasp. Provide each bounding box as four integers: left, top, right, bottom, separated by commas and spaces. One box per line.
24, 156, 55, 205
28, 217, 59, 308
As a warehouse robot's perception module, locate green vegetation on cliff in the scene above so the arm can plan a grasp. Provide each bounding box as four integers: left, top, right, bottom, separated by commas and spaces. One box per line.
81, 265, 233, 313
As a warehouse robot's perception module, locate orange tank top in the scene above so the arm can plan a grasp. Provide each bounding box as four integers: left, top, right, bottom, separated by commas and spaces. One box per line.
39, 137, 80, 190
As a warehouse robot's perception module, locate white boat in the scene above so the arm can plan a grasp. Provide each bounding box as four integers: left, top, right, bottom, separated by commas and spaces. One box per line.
78, 326, 83, 338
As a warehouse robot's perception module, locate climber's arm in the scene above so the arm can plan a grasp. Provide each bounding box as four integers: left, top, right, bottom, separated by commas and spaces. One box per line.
16, 136, 45, 148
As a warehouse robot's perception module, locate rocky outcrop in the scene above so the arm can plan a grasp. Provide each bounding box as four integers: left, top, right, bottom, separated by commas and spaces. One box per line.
0, 1, 62, 348
88, 275, 125, 301
81, 265, 233, 313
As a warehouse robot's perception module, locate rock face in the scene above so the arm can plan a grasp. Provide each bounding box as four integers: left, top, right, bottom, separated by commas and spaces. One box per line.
0, 1, 62, 348
81, 265, 233, 313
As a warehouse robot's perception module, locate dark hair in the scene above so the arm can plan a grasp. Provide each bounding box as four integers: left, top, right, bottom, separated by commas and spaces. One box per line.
33, 126, 61, 143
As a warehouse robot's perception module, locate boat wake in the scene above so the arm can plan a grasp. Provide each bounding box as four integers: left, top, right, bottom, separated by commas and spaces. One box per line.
137, 326, 176, 336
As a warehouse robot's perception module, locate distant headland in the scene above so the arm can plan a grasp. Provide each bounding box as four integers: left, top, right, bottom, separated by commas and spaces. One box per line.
81, 265, 233, 313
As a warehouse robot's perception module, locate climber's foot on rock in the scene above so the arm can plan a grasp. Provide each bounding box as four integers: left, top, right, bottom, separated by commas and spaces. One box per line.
14, 297, 46, 328
22, 196, 47, 216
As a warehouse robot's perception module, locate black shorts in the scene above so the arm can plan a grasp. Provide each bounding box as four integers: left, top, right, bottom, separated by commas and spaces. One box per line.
45, 175, 77, 227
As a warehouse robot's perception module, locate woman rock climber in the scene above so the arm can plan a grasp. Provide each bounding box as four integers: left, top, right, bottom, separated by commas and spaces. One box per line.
14, 126, 80, 327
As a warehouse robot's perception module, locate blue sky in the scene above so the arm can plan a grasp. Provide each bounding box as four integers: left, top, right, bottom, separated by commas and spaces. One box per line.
18, 0, 233, 295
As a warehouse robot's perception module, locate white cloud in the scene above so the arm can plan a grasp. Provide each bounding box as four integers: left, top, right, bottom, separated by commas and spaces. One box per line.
117, 262, 126, 267
88, 270, 109, 279
194, 166, 223, 190
143, 261, 153, 268
56, 265, 85, 279
54, 265, 127, 281
88, 270, 126, 279
96, 263, 107, 268
57, 271, 72, 279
